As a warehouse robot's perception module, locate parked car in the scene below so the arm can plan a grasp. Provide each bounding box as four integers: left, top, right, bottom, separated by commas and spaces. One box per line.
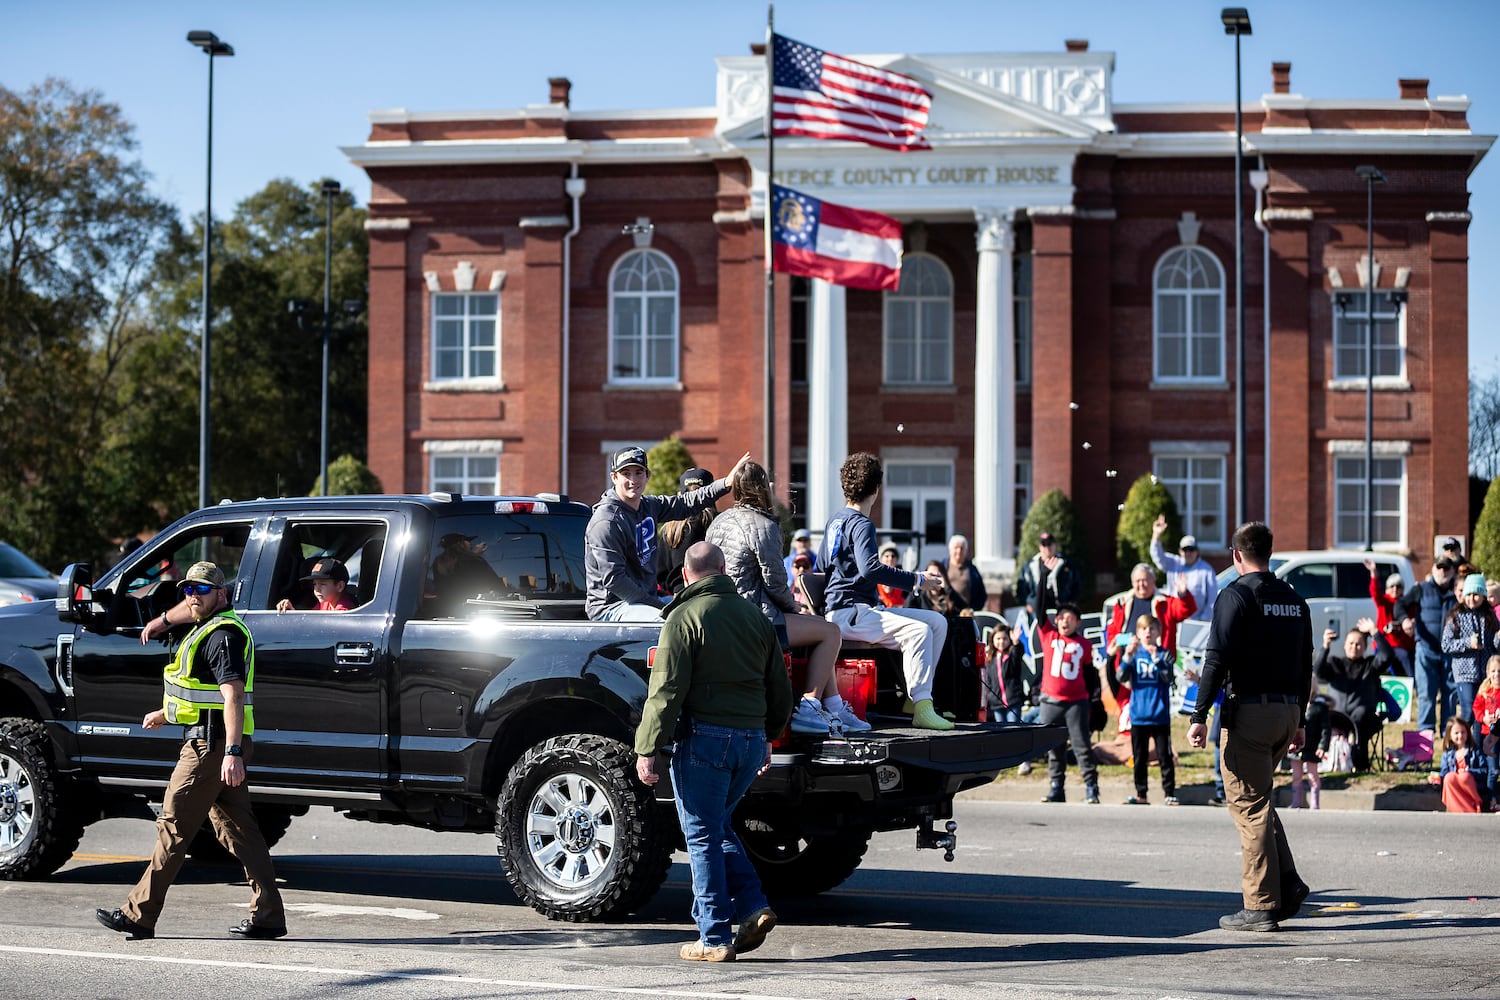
0, 542, 56, 608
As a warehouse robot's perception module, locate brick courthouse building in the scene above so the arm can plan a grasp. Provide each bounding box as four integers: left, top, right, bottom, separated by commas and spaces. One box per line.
346, 42, 1491, 590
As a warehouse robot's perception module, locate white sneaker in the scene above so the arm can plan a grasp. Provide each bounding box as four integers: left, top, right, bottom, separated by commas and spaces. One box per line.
789, 698, 837, 735
1018, 761, 1033, 776
831, 701, 872, 733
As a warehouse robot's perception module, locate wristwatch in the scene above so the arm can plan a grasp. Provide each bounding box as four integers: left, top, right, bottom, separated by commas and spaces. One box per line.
224, 745, 243, 757
159, 612, 169, 629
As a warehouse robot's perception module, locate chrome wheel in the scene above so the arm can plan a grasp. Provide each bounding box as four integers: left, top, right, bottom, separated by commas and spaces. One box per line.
0, 750, 34, 850
525, 771, 617, 890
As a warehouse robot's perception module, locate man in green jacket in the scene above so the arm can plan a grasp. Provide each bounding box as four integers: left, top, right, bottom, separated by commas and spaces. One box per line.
635, 541, 793, 963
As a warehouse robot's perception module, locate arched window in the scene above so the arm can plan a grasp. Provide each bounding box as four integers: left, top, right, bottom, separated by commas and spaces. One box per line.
884, 254, 952, 385
609, 249, 679, 383
1153, 246, 1225, 382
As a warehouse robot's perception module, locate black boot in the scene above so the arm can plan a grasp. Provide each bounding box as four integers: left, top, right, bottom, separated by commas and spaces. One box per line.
1041, 781, 1065, 803
1084, 781, 1101, 805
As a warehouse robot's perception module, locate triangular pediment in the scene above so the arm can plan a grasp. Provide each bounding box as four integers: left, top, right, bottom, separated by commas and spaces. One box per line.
716, 49, 1113, 145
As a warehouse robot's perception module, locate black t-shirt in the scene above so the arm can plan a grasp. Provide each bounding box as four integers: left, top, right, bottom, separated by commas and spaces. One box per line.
1192, 571, 1313, 724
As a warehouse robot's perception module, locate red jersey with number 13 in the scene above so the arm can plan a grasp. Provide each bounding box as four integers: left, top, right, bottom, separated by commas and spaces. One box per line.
1036, 618, 1094, 702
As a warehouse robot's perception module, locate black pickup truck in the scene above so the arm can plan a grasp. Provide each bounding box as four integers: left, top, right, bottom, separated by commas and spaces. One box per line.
0, 494, 1060, 920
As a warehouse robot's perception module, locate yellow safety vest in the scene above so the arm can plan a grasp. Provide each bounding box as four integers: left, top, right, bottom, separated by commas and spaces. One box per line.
163, 609, 256, 736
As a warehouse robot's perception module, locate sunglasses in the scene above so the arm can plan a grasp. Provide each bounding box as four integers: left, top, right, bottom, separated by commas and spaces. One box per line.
181, 582, 216, 596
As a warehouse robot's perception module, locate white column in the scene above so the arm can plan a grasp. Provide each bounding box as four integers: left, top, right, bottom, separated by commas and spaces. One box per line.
973, 209, 1016, 578
806, 279, 847, 531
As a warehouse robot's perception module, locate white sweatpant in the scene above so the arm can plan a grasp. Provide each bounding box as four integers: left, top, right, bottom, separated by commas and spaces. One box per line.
827, 604, 948, 703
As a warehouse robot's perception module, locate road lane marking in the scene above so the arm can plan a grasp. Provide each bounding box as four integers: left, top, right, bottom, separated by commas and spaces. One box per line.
279, 903, 440, 920
71, 851, 1235, 912
0, 945, 814, 1000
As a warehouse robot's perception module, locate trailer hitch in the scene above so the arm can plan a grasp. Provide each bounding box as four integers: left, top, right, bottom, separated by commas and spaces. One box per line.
916, 818, 958, 862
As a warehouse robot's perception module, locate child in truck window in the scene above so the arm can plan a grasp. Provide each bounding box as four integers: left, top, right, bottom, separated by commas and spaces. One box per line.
277, 558, 355, 612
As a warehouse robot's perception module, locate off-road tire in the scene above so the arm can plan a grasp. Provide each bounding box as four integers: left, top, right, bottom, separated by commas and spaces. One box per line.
734, 804, 871, 897
496, 734, 674, 922
0, 718, 87, 880
187, 803, 302, 863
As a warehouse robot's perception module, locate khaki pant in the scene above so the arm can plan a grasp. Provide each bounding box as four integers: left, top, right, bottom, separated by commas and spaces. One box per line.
1222, 702, 1300, 911
123, 735, 284, 930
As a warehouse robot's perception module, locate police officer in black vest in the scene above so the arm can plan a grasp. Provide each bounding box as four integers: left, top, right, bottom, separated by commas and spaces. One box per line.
1188, 521, 1313, 931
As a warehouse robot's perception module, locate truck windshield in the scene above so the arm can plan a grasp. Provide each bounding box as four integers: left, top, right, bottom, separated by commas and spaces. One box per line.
424, 513, 587, 618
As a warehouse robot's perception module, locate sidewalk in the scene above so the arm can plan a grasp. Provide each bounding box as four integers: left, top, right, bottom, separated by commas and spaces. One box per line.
959, 774, 1445, 812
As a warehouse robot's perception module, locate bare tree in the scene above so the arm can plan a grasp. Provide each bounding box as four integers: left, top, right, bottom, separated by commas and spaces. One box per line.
1472, 374, 1500, 480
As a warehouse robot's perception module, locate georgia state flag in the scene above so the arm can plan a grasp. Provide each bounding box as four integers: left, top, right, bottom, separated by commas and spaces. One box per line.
771, 184, 902, 292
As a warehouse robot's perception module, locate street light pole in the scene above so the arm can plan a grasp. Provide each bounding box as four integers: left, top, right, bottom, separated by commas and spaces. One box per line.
320, 179, 341, 496
1355, 164, 1386, 551
187, 31, 234, 511
1221, 8, 1252, 529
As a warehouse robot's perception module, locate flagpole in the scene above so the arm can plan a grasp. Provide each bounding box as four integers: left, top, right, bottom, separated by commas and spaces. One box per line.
763, 4, 776, 480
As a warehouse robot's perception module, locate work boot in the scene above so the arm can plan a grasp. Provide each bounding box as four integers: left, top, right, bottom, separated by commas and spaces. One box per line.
1041, 781, 1065, 803
733, 907, 777, 955
1084, 781, 1101, 805
1276, 877, 1311, 922
910, 698, 955, 731
1219, 907, 1279, 932
680, 941, 736, 962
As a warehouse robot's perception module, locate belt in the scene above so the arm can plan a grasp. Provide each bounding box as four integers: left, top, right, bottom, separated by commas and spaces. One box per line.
1235, 693, 1297, 705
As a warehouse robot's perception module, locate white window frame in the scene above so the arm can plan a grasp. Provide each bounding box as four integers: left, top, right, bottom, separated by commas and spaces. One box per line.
1152, 246, 1225, 384
608, 249, 680, 385
1331, 448, 1408, 550
1152, 447, 1228, 550
881, 459, 954, 565
429, 292, 501, 385
425, 440, 503, 496
883, 253, 953, 386
1331, 290, 1406, 384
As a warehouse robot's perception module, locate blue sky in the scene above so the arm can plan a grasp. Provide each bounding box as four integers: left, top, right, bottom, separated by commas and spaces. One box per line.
5, 0, 1497, 370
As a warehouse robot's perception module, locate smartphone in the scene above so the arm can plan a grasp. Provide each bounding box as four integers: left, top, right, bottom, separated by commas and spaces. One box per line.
1327, 618, 1340, 636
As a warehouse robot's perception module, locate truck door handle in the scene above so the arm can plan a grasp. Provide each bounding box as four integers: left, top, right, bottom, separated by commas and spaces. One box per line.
335, 642, 376, 665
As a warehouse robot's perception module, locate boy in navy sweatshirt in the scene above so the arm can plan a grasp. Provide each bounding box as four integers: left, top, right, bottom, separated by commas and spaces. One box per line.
820, 453, 952, 730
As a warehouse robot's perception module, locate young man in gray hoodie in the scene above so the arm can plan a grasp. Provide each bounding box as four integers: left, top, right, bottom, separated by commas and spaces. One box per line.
585, 445, 749, 621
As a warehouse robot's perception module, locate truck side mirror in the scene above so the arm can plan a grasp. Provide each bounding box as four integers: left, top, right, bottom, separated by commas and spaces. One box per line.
56, 563, 96, 625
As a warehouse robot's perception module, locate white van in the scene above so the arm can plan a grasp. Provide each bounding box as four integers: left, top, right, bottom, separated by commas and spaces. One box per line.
1216, 550, 1417, 638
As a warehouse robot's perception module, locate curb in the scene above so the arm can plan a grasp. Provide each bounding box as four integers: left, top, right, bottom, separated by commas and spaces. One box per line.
959, 777, 1446, 812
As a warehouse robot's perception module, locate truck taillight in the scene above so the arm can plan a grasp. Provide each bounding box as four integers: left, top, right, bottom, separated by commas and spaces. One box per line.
494, 500, 546, 514
647, 645, 657, 667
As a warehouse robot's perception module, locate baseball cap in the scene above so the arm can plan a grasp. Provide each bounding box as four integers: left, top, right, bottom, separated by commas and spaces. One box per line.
1179, 535, 1198, 550
304, 558, 349, 584
878, 541, 900, 556
610, 446, 649, 474
792, 552, 812, 567
1444, 536, 1463, 551
439, 532, 478, 548
1038, 532, 1057, 545
679, 467, 713, 491
792, 528, 811, 541
1464, 573, 1486, 597
180, 561, 225, 589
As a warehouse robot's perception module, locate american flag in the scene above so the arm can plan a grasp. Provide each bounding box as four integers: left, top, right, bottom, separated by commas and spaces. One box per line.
772, 33, 932, 152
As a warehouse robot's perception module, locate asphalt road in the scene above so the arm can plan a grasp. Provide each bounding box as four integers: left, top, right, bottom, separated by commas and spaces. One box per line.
2, 799, 1498, 999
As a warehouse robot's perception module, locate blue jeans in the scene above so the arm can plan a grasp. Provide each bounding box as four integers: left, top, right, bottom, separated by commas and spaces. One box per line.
990, 705, 1023, 723
598, 600, 665, 622
1415, 646, 1452, 731
670, 721, 769, 948
1453, 679, 1478, 724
